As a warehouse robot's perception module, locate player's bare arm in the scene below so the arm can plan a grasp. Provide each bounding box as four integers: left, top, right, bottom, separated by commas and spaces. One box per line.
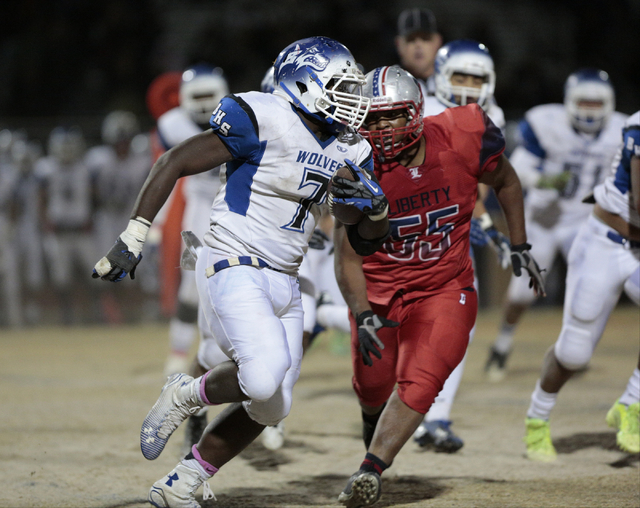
133, 129, 232, 222
333, 220, 370, 316
631, 155, 640, 218
93, 129, 233, 281
479, 154, 527, 246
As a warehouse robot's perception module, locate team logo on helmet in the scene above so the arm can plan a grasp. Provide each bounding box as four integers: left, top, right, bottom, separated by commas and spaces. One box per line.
282, 44, 330, 72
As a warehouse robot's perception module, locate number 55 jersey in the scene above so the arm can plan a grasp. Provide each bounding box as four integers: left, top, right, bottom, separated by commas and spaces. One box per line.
364, 103, 505, 305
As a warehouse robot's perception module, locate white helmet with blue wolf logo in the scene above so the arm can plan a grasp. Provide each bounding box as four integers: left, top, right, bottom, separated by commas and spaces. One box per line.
273, 36, 370, 133
564, 68, 615, 134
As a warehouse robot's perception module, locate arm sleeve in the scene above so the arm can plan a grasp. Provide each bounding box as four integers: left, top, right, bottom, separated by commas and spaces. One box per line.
346, 222, 390, 257
208, 95, 262, 161
478, 106, 506, 173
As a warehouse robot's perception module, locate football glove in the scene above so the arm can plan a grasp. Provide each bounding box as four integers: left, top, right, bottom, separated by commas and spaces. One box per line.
329, 159, 389, 221
510, 243, 546, 297
355, 310, 399, 367
92, 217, 150, 282
486, 227, 511, 270
308, 229, 330, 250
180, 230, 203, 271
470, 215, 511, 270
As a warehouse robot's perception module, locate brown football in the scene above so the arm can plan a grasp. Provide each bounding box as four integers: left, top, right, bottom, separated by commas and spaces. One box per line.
328, 165, 365, 225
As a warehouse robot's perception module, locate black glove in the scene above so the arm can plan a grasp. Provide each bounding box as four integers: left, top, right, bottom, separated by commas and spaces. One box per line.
92, 237, 142, 282
355, 310, 399, 367
510, 243, 546, 297
308, 229, 330, 250
329, 159, 389, 219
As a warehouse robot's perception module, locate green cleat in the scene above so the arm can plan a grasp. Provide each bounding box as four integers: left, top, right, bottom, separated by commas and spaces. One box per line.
606, 400, 640, 454
524, 417, 557, 462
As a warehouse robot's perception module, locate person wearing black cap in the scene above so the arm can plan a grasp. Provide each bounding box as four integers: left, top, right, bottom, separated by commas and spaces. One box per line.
395, 7, 442, 98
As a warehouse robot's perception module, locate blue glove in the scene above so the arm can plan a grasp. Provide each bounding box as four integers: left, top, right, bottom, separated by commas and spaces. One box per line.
329, 159, 388, 220
470, 218, 490, 247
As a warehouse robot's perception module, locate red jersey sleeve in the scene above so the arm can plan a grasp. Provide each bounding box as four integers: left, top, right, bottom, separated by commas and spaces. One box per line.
439, 104, 505, 176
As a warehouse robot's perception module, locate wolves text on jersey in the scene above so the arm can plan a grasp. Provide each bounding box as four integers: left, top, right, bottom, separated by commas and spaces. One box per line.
296, 150, 343, 173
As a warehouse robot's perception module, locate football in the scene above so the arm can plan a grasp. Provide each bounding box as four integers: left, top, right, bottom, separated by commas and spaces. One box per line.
328, 165, 365, 225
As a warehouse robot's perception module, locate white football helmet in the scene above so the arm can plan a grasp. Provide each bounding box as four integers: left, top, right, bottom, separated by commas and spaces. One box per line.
48, 126, 85, 165
434, 39, 496, 110
564, 68, 615, 134
261, 66, 276, 93
180, 65, 230, 126
273, 36, 370, 133
101, 110, 140, 145
361, 65, 424, 161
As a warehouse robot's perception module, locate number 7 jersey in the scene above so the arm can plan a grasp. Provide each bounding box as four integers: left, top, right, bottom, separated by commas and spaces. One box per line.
363, 104, 505, 305
205, 91, 373, 274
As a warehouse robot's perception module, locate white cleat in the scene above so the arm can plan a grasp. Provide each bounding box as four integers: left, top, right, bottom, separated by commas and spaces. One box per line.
261, 421, 285, 450
148, 463, 215, 508
141, 373, 203, 460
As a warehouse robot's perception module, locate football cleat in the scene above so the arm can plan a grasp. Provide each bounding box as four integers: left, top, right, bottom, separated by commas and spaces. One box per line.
485, 346, 510, 382
338, 470, 382, 507
148, 463, 215, 508
524, 417, 557, 462
606, 400, 640, 453
413, 420, 464, 453
261, 421, 286, 451
141, 373, 203, 460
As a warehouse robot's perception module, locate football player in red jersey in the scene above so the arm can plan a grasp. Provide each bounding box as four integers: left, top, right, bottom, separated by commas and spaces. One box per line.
335, 65, 545, 507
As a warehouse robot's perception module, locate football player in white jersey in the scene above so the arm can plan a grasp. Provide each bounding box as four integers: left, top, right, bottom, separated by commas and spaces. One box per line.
93, 36, 389, 506
486, 69, 629, 380
88, 111, 150, 256
158, 65, 229, 379
413, 41, 511, 453
38, 126, 95, 324
524, 111, 640, 461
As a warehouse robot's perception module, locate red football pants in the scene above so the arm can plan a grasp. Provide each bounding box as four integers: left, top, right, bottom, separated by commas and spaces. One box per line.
350, 287, 477, 414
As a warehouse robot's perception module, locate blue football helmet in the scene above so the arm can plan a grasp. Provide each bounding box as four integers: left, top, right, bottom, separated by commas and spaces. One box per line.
261, 66, 276, 93
434, 39, 496, 110
564, 68, 615, 134
180, 65, 229, 125
48, 126, 85, 165
273, 36, 370, 133
361, 65, 424, 160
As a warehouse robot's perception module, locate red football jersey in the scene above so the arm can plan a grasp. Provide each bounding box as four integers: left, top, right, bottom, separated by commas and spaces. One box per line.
364, 104, 505, 305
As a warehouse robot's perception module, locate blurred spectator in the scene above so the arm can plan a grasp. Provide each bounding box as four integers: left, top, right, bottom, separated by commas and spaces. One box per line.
36, 126, 95, 324
395, 7, 443, 97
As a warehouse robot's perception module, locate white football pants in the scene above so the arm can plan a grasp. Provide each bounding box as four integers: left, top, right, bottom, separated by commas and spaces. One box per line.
196, 246, 304, 426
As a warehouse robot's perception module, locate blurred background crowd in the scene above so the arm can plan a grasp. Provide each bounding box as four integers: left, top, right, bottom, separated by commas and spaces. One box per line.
0, 0, 638, 327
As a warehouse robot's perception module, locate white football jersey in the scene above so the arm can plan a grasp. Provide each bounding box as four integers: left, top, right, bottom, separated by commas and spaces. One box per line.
422, 95, 506, 130
204, 92, 373, 274
85, 145, 150, 213
511, 104, 628, 228
157, 107, 222, 201
594, 110, 640, 228
35, 156, 93, 229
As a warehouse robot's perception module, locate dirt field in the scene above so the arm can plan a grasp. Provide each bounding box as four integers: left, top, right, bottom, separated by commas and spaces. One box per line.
1, 305, 638, 508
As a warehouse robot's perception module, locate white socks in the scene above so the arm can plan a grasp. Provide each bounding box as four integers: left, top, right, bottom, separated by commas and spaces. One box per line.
527, 380, 558, 420
619, 368, 640, 406
493, 322, 516, 354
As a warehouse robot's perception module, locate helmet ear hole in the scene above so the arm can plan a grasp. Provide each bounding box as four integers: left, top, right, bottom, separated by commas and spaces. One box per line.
296, 82, 308, 95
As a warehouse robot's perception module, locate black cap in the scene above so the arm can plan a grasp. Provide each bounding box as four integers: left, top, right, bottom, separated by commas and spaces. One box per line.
397, 8, 438, 37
